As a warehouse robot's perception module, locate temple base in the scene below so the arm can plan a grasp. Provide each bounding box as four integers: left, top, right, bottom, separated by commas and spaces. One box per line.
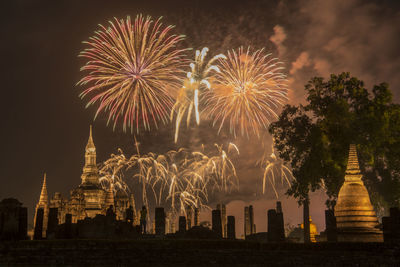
337, 227, 383, 242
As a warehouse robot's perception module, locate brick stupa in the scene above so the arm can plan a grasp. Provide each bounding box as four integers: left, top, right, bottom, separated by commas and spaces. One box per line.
334, 144, 383, 242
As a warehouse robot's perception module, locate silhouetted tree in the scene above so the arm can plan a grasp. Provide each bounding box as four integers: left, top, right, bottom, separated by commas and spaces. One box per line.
269, 72, 400, 241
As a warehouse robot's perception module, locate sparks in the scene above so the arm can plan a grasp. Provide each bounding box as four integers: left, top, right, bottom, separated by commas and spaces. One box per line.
203, 47, 288, 138
78, 15, 188, 133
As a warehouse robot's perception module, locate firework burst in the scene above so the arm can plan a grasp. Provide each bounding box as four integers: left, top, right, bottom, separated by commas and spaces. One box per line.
99, 143, 239, 217
78, 15, 188, 133
259, 141, 294, 199
171, 47, 226, 143
203, 47, 288, 138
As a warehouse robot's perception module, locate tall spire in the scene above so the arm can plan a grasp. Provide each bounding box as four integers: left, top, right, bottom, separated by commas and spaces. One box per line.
84, 125, 96, 167
344, 144, 363, 183
86, 125, 96, 153
81, 125, 99, 185
39, 173, 48, 205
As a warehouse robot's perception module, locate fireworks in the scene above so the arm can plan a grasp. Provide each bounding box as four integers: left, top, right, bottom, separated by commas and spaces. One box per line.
171, 47, 226, 143
99, 149, 130, 194
99, 143, 239, 217
203, 47, 288, 138
259, 141, 294, 198
77, 15, 187, 133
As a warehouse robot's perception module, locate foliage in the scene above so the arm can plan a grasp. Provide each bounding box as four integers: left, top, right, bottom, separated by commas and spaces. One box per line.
269, 72, 400, 209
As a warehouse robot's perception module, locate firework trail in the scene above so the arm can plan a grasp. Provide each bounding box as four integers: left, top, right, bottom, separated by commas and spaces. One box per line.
259, 141, 294, 199
99, 143, 239, 217
99, 149, 130, 194
203, 47, 288, 138
78, 15, 188, 133
171, 47, 226, 143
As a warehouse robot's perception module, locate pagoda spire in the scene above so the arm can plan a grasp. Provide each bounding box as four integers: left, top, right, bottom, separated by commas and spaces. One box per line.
81, 125, 100, 185
34, 172, 49, 238
86, 125, 95, 152
39, 173, 48, 205
344, 144, 363, 183
84, 125, 97, 168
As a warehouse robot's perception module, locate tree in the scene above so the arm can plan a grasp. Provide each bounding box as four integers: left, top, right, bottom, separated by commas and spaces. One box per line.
269, 72, 400, 241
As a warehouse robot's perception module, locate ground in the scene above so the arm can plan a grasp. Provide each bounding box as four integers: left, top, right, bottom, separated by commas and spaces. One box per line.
1, 239, 399, 266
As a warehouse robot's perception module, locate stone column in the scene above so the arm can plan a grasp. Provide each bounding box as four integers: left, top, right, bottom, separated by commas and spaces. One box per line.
267, 209, 277, 242
212, 209, 222, 238
186, 206, 192, 230
276, 201, 285, 242
18, 207, 28, 240
244, 206, 250, 238
249, 205, 255, 234
178, 216, 186, 234
65, 213, 72, 239
325, 209, 337, 242
47, 208, 59, 239
194, 208, 200, 227
33, 208, 44, 240
227, 216, 235, 239
155, 207, 166, 236
382, 207, 400, 243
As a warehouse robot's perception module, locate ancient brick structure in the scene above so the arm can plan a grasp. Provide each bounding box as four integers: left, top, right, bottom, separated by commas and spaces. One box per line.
334, 144, 383, 242
33, 126, 137, 237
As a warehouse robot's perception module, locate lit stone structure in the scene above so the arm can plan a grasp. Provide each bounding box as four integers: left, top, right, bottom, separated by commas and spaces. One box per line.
217, 204, 227, 238
301, 216, 318, 242
33, 174, 48, 238
34, 126, 136, 230
334, 144, 383, 242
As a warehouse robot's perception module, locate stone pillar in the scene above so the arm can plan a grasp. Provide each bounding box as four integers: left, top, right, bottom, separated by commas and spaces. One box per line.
249, 205, 255, 234
155, 207, 166, 236
227, 216, 235, 239
383, 207, 400, 243
0, 198, 27, 240
125, 206, 134, 224
244, 206, 251, 238
18, 207, 28, 240
268, 209, 277, 242
325, 209, 337, 242
178, 216, 186, 234
34, 208, 44, 240
186, 206, 192, 230
276, 202, 285, 242
219, 204, 227, 238
165, 212, 170, 234
212, 209, 222, 238
194, 208, 200, 227
65, 213, 72, 239
47, 208, 58, 239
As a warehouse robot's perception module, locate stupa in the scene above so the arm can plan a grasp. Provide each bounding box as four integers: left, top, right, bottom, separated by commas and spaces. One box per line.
301, 216, 318, 242
334, 144, 383, 242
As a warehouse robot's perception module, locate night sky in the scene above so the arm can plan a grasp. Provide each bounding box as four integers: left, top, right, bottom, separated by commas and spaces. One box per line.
1, 0, 400, 236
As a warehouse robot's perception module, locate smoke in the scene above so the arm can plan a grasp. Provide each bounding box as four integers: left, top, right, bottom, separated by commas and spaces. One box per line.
290, 52, 311, 75
283, 0, 400, 103
269, 25, 287, 56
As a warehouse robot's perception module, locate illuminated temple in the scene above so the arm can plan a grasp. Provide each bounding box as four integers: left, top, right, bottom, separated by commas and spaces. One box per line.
34, 126, 137, 236
334, 144, 383, 242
